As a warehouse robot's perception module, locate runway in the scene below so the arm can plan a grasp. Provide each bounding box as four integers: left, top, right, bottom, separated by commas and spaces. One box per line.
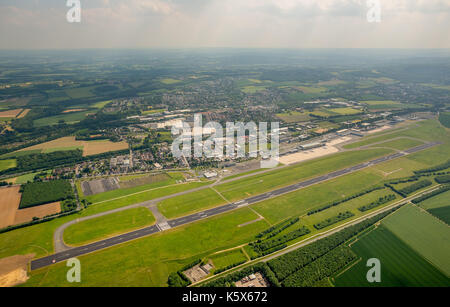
30, 142, 440, 270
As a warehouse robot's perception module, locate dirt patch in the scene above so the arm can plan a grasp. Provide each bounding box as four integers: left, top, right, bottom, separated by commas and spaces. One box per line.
62, 109, 87, 113
183, 262, 214, 283
0, 109, 23, 118
14, 202, 61, 225
82, 178, 120, 195
0, 186, 21, 229
0, 254, 34, 287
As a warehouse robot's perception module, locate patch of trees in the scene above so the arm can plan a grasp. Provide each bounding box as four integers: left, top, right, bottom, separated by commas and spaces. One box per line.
267, 207, 401, 282
281, 246, 356, 287
19, 180, 74, 209
313, 211, 355, 230
255, 217, 300, 240
203, 262, 280, 288
167, 259, 201, 287
308, 186, 385, 215
411, 185, 450, 204
396, 179, 433, 197
358, 194, 396, 212
414, 159, 450, 175
435, 175, 450, 184
249, 226, 311, 257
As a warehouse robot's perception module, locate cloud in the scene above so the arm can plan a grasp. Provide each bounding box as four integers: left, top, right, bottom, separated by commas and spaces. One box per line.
0, 0, 449, 49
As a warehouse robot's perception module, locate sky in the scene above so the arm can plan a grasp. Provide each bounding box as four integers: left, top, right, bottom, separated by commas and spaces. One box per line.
0, 0, 449, 49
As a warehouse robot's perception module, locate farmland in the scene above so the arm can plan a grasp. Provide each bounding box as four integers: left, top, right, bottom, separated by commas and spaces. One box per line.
382, 204, 450, 275
428, 206, 450, 225
14, 136, 128, 157
334, 226, 449, 287
0, 159, 16, 171
64, 207, 156, 246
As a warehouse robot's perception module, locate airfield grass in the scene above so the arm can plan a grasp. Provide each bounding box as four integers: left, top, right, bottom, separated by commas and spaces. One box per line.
158, 188, 226, 219
371, 138, 424, 151
333, 226, 450, 287
329, 108, 362, 115
209, 248, 248, 272
81, 182, 211, 217
24, 208, 269, 287
344, 119, 447, 149
63, 207, 156, 246
216, 148, 392, 202
427, 206, 450, 225
0, 159, 16, 171
250, 170, 385, 224
34, 110, 92, 127
382, 204, 450, 275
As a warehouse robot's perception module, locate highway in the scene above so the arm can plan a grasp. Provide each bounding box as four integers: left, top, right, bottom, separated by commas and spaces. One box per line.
30, 141, 440, 270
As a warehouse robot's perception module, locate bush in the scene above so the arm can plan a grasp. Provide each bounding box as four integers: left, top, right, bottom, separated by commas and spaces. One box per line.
397, 179, 432, 196
411, 185, 450, 204
435, 175, 450, 184
358, 194, 396, 212
313, 211, 355, 230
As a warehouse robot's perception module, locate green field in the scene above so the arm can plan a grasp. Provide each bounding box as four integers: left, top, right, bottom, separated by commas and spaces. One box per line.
0, 159, 16, 171
276, 111, 311, 123
344, 120, 447, 150
382, 204, 450, 275
428, 206, 450, 225
63, 207, 156, 246
334, 226, 450, 287
158, 188, 226, 219
24, 208, 269, 287
81, 181, 211, 217
329, 108, 362, 115
371, 138, 424, 151
160, 78, 181, 85
34, 110, 93, 127
209, 248, 248, 272
439, 112, 450, 128
418, 190, 450, 210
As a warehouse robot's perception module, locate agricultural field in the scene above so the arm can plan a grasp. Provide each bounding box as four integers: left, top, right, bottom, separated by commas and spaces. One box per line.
63, 207, 156, 246
0, 108, 24, 118
158, 188, 226, 219
417, 190, 450, 210
276, 111, 311, 123
0, 159, 16, 171
14, 136, 128, 157
334, 226, 450, 287
0, 186, 22, 229
382, 204, 450, 275
24, 208, 269, 287
33, 110, 93, 127
428, 206, 450, 225
361, 100, 402, 110
328, 108, 362, 115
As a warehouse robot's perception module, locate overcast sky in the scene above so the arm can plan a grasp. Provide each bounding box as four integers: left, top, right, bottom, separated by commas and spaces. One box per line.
0, 0, 449, 49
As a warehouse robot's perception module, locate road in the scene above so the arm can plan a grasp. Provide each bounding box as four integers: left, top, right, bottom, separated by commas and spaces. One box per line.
30, 141, 440, 271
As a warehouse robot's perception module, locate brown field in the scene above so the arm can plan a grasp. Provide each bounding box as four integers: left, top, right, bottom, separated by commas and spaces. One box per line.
0, 109, 23, 118
82, 139, 128, 156
119, 173, 170, 189
0, 186, 21, 229
17, 109, 31, 118
0, 254, 34, 287
62, 109, 87, 113
17, 136, 128, 157
14, 202, 61, 225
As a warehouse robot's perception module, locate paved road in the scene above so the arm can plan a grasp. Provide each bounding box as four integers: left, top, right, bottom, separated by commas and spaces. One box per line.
30, 142, 440, 271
